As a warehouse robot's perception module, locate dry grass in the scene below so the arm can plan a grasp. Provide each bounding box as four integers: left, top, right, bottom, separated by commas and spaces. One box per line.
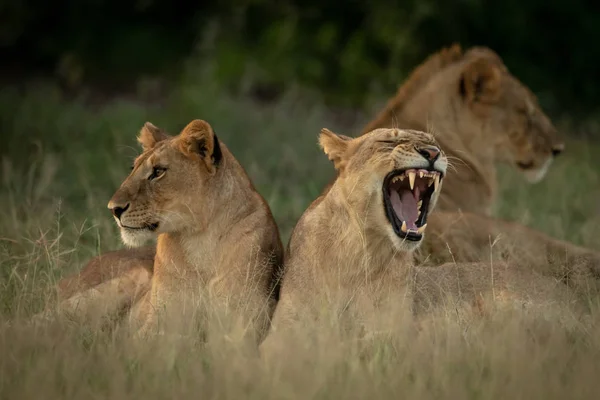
1, 74, 600, 398
2, 291, 600, 399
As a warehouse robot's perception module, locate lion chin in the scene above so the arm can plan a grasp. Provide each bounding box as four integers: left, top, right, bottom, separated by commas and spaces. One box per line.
120, 228, 157, 248
522, 158, 553, 184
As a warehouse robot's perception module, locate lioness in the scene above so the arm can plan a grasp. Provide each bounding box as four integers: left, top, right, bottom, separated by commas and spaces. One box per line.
52, 44, 597, 319
39, 119, 283, 341
363, 43, 564, 214
261, 128, 575, 354
361, 44, 600, 287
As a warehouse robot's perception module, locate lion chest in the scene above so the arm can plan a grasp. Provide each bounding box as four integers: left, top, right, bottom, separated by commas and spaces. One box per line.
153, 234, 219, 290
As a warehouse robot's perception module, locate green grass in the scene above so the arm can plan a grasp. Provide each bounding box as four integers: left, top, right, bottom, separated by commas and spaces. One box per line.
1, 68, 600, 398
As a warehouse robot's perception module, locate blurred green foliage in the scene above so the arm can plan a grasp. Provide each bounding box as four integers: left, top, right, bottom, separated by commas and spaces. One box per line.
3, 0, 599, 115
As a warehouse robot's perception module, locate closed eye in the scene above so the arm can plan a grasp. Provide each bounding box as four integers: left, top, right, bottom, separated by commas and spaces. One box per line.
148, 166, 167, 181
377, 139, 411, 145
376, 139, 411, 151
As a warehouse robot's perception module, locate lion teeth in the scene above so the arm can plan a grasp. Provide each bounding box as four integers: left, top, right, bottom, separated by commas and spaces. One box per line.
417, 200, 423, 209
392, 174, 407, 184
433, 175, 440, 191
401, 221, 407, 232
417, 224, 427, 234
408, 171, 416, 190
419, 171, 424, 178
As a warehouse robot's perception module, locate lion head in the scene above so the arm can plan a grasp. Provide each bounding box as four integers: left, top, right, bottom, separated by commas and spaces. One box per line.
457, 48, 564, 183
107, 119, 224, 247
363, 44, 564, 185
319, 127, 448, 252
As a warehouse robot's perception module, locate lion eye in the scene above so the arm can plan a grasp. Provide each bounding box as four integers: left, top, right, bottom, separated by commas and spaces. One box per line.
148, 166, 167, 181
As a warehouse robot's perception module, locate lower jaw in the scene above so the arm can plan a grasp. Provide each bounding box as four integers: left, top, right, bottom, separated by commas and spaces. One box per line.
402, 234, 422, 242
388, 213, 428, 242
395, 229, 423, 242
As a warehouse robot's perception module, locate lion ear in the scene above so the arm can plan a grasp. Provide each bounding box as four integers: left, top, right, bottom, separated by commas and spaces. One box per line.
178, 119, 222, 174
319, 128, 353, 172
459, 57, 502, 104
138, 122, 169, 151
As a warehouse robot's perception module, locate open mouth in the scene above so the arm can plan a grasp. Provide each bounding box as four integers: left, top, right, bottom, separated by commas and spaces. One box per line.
382, 168, 443, 242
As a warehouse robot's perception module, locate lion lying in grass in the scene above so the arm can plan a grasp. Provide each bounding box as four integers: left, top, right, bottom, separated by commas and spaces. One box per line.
261, 128, 578, 355
37, 119, 283, 342
361, 44, 600, 291
51, 43, 597, 327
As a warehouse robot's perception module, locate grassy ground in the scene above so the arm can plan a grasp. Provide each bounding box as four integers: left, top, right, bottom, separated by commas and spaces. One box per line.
1, 68, 600, 398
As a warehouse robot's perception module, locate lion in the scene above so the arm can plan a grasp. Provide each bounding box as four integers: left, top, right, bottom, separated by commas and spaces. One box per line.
37, 119, 284, 342
362, 43, 564, 215
359, 44, 600, 289
260, 127, 577, 357
50, 43, 598, 323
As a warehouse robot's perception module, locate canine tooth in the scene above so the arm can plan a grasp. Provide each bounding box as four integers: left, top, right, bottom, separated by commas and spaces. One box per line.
434, 174, 440, 191
408, 171, 416, 190
401, 221, 407, 232
417, 224, 427, 234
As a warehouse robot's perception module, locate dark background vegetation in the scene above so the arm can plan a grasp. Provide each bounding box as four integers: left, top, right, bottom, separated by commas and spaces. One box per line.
3, 0, 600, 116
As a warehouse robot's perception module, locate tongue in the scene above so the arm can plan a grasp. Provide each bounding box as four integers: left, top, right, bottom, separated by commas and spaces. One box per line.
390, 190, 419, 231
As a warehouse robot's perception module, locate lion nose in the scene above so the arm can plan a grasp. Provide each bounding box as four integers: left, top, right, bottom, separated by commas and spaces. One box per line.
108, 202, 130, 220
551, 143, 564, 157
416, 145, 441, 162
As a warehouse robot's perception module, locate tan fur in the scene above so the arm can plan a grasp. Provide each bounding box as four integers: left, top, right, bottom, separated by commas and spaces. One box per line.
261, 128, 578, 356
45, 120, 284, 342
57, 246, 155, 301
419, 211, 600, 294
411, 261, 578, 318
363, 43, 564, 214
262, 128, 446, 350
360, 44, 600, 288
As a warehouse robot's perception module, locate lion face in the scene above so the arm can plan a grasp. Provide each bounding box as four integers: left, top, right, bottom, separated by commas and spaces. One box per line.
107, 119, 223, 247
320, 128, 447, 252
496, 80, 563, 183
458, 51, 564, 183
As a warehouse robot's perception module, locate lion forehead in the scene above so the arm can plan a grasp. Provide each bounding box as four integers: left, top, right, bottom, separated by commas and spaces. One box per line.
362, 128, 439, 148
